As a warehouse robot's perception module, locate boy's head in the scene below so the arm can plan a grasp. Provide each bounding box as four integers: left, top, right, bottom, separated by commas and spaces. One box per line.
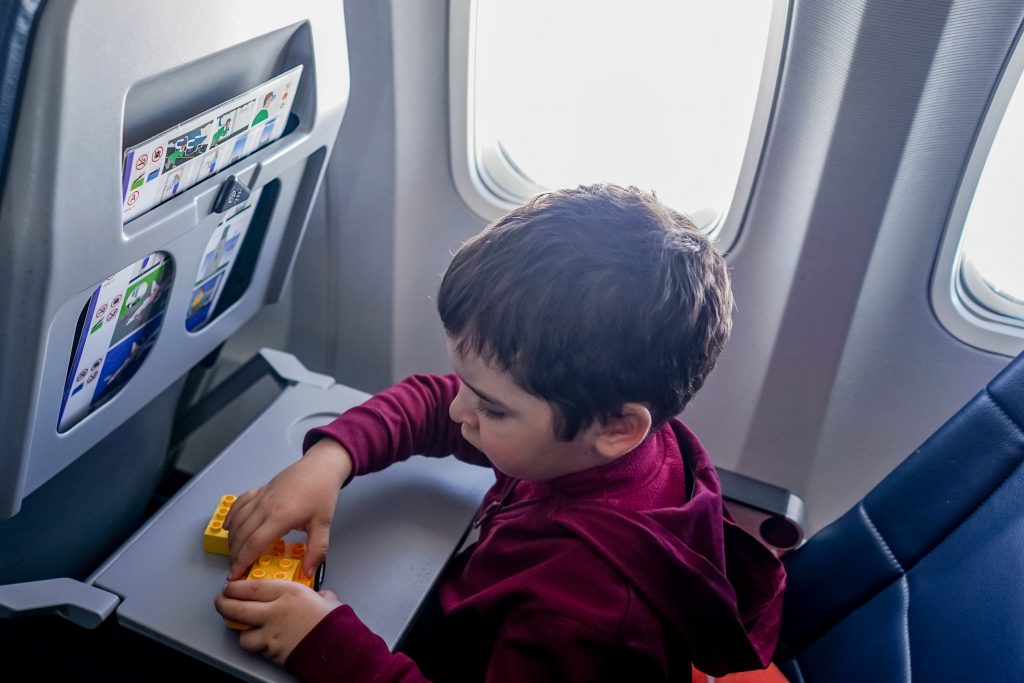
438, 183, 733, 443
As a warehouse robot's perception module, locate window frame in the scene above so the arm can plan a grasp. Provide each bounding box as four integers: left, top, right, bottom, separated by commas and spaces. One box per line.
448, 0, 792, 251
932, 24, 1024, 358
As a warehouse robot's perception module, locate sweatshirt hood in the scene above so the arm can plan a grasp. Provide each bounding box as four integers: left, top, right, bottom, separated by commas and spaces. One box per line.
550, 420, 786, 676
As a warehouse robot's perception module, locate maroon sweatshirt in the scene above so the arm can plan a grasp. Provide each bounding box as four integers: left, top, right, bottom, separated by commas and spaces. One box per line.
288, 374, 784, 682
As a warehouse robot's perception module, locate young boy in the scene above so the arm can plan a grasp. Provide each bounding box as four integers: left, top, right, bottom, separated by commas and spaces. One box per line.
215, 184, 785, 681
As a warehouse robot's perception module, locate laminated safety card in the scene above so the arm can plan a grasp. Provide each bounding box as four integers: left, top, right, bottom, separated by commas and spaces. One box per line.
185, 191, 262, 332
121, 65, 302, 223
59, 253, 174, 431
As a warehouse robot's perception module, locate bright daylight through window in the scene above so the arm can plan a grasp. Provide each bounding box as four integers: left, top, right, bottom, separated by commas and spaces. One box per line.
959, 69, 1024, 322
472, 0, 775, 230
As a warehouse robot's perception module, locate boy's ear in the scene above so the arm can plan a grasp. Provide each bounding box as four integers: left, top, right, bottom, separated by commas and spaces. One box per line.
593, 403, 653, 460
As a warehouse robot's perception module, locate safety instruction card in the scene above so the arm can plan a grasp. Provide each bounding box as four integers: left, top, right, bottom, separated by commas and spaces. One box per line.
185, 192, 261, 332
59, 253, 173, 431
121, 65, 302, 223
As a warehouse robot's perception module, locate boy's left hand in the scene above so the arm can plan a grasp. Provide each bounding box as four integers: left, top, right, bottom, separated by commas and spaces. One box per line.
215, 580, 342, 665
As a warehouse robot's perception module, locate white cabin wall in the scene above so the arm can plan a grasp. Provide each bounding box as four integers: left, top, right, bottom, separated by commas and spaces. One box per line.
389, 0, 487, 381
799, 0, 1023, 529
686, 0, 1020, 531
289, 0, 401, 391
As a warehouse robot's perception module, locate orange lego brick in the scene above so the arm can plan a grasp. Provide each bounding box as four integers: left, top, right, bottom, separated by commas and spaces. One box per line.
247, 553, 300, 582
225, 550, 303, 630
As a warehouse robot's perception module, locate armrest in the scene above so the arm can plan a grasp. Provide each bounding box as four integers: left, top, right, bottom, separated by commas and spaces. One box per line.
716, 467, 805, 550
0, 578, 119, 629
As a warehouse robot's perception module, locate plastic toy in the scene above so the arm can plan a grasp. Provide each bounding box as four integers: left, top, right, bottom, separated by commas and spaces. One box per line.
203, 494, 327, 630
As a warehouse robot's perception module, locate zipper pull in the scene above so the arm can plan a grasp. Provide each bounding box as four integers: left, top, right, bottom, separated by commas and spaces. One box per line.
472, 500, 503, 529
471, 479, 520, 529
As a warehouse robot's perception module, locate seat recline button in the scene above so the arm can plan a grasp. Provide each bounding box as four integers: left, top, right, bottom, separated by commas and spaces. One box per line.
213, 175, 251, 213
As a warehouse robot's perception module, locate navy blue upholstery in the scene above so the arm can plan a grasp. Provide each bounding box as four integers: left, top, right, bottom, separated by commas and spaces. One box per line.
776, 351, 1024, 681
0, 0, 44, 194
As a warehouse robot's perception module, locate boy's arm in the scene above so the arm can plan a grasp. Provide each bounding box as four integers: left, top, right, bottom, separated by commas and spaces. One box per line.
283, 603, 638, 683
285, 603, 432, 683
225, 374, 487, 579
303, 373, 488, 478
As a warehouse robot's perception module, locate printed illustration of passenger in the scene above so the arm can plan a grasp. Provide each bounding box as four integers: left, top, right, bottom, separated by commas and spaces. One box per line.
163, 123, 211, 172
166, 139, 187, 167
252, 92, 274, 127
199, 149, 221, 181
161, 172, 183, 200
213, 117, 233, 145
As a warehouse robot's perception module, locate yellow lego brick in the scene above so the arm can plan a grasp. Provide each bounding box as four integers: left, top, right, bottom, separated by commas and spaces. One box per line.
203, 494, 236, 556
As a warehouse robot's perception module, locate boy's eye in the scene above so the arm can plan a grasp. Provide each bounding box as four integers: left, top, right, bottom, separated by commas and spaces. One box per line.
475, 400, 506, 420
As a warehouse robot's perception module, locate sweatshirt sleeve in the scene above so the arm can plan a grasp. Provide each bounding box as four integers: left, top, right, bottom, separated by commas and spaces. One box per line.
286, 605, 431, 683
302, 374, 489, 477
285, 605, 657, 683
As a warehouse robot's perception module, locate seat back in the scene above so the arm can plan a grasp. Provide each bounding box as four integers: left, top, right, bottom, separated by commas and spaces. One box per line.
0, 1, 349, 584
776, 351, 1024, 680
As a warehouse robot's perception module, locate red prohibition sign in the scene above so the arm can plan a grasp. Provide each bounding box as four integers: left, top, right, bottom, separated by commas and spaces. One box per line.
95, 303, 108, 319
135, 153, 148, 170
152, 147, 163, 162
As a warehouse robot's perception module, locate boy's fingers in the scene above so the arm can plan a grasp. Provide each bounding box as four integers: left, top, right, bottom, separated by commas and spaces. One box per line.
222, 578, 292, 601
238, 627, 270, 655
305, 521, 331, 577
215, 593, 269, 626
226, 494, 265, 545
224, 489, 251, 532
223, 488, 258, 530
228, 514, 277, 579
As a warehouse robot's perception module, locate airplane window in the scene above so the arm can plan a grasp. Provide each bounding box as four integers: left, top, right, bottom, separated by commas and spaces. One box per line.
468, 0, 775, 232
959, 73, 1024, 322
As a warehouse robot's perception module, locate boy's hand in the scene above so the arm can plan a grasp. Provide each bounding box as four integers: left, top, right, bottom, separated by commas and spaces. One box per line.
215, 580, 342, 665
224, 439, 354, 579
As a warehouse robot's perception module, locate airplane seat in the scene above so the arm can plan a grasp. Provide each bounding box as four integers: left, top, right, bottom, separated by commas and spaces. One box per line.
774, 350, 1024, 680
0, 0, 348, 596
0, 0, 181, 585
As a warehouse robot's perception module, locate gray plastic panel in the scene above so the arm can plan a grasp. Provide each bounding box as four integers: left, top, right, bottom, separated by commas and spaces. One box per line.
91, 380, 494, 683
0, 577, 119, 629
0, 1, 350, 517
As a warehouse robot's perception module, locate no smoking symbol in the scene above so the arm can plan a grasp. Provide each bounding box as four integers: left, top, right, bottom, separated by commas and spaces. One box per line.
135, 153, 148, 170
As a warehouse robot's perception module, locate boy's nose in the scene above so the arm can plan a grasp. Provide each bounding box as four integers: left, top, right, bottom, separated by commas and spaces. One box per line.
449, 385, 477, 427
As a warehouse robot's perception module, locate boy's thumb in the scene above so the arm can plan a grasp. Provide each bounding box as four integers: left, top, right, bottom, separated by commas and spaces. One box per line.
305, 522, 330, 577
